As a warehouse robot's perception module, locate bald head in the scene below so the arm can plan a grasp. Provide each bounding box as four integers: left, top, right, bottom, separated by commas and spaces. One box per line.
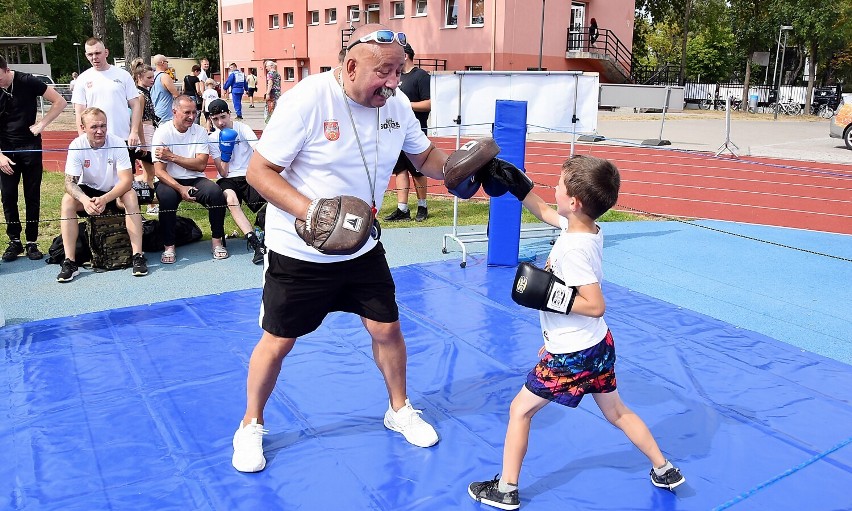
340, 23, 405, 109
152, 54, 168, 70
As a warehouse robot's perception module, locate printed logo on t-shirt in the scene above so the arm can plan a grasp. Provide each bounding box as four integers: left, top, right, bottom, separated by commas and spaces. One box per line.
324, 120, 340, 141
380, 118, 400, 132
86, 81, 93, 89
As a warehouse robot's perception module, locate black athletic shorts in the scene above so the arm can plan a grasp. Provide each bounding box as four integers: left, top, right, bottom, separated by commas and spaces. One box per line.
260, 242, 398, 338
392, 152, 424, 177
217, 176, 266, 212
76, 184, 118, 215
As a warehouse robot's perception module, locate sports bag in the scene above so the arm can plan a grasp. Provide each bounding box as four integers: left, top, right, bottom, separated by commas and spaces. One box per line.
87, 209, 133, 270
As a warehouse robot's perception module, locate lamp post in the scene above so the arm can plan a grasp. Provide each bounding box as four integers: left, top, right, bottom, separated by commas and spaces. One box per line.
537, 0, 546, 70
72, 42, 81, 74
773, 25, 793, 120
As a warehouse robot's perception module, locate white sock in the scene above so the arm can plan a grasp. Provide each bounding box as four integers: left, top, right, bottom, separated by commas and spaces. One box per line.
397, 203, 409, 212
654, 460, 673, 476
417, 199, 427, 208
498, 478, 518, 493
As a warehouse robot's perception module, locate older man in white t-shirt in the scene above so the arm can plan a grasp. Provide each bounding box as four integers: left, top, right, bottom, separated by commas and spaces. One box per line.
58, 107, 146, 282
70, 37, 143, 170
152, 95, 227, 264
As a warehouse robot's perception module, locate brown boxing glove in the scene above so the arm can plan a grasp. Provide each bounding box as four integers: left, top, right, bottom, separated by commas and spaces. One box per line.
295, 195, 374, 255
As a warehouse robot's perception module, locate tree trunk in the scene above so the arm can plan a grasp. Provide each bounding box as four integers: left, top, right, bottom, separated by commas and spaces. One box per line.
805, 41, 818, 115
741, 57, 752, 111
139, 6, 152, 64
678, 0, 693, 85
122, 22, 140, 69
90, 0, 107, 40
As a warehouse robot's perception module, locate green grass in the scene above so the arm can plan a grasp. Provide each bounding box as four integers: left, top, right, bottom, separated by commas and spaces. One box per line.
22, 172, 648, 244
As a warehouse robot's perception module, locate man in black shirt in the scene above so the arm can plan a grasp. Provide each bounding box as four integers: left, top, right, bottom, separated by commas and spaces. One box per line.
0, 56, 67, 262
385, 43, 432, 222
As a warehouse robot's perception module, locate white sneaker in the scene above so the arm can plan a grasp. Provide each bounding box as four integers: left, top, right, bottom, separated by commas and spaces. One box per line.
383, 399, 439, 447
146, 205, 159, 215
232, 418, 268, 472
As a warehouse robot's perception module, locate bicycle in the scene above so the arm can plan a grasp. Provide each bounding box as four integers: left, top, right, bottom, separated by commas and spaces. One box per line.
700, 94, 741, 111
811, 103, 834, 118
771, 99, 802, 116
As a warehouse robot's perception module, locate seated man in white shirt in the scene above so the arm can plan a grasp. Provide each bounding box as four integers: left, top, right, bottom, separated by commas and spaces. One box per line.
152, 95, 228, 263
207, 99, 266, 265
58, 107, 147, 282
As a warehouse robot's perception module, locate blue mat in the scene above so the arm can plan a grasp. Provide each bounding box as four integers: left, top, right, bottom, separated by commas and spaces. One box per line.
2, 259, 851, 510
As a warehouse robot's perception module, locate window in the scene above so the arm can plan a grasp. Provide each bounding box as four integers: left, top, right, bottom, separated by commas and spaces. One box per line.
223, 20, 232, 33
284, 67, 295, 81
469, 0, 484, 25
366, 3, 380, 24
415, 0, 428, 16
236, 19, 244, 32
285, 12, 294, 27
248, 17, 254, 31
392, 1, 404, 17
348, 5, 360, 21
465, 65, 482, 71
269, 14, 279, 29
310, 10, 319, 25
320, 66, 332, 73
444, 0, 458, 27
326, 8, 337, 23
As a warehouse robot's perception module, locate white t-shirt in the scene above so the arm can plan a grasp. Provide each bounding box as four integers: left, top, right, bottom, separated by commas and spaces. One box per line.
208, 121, 257, 177
202, 88, 218, 113
255, 71, 430, 262
65, 133, 132, 192
151, 121, 210, 179
540, 217, 609, 354
71, 65, 140, 141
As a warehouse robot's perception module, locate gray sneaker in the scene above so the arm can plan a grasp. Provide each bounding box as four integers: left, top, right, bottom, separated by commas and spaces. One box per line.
468, 475, 520, 510
650, 464, 685, 490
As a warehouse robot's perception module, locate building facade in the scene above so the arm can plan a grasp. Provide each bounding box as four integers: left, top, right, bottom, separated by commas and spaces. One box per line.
218, 0, 635, 96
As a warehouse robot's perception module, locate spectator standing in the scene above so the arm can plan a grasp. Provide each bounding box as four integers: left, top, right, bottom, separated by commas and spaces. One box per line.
0, 55, 67, 263
69, 71, 78, 92
201, 79, 219, 133
183, 65, 204, 123
151, 54, 178, 123
588, 18, 599, 49
385, 43, 431, 222
264, 60, 281, 123
245, 69, 258, 108
130, 59, 158, 191
198, 58, 211, 83
222, 63, 246, 120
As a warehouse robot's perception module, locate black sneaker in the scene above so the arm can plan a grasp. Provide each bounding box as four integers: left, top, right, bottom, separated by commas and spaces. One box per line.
468, 475, 520, 510
415, 206, 428, 222
650, 464, 685, 490
2, 240, 23, 262
26, 242, 43, 260
384, 208, 411, 222
132, 253, 149, 276
246, 232, 266, 265
56, 258, 80, 283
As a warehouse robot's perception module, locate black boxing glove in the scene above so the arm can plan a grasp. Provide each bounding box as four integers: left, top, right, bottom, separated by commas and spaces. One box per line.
511, 262, 577, 314
294, 196, 374, 255
478, 159, 533, 201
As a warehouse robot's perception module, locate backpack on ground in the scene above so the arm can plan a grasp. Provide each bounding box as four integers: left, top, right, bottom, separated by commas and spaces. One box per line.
141, 216, 203, 253
88, 209, 133, 271
46, 222, 92, 265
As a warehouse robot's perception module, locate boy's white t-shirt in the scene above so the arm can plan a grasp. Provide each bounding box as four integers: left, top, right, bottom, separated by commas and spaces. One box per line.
208, 121, 257, 177
540, 217, 609, 354
254, 70, 430, 263
65, 133, 132, 192
151, 121, 210, 179
202, 88, 219, 113
71, 65, 140, 141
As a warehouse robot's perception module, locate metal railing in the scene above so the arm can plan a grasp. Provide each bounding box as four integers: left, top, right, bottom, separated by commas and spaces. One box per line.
565, 27, 632, 80
414, 58, 447, 72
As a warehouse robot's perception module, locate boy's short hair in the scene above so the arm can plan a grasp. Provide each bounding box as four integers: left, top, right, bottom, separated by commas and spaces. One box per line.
561, 155, 620, 219
205, 79, 215, 86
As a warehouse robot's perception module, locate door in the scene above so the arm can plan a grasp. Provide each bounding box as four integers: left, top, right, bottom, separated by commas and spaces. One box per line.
569, 3, 585, 51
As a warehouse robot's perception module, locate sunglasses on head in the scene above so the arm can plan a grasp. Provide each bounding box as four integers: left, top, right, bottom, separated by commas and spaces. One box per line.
346, 30, 407, 52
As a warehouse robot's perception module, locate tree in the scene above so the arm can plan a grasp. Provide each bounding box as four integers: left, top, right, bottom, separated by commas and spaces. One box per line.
150, 0, 219, 73
85, 0, 107, 40
114, 0, 151, 69
729, 0, 775, 108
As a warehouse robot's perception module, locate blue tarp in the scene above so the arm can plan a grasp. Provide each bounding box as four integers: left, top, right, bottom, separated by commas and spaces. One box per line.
2, 259, 851, 510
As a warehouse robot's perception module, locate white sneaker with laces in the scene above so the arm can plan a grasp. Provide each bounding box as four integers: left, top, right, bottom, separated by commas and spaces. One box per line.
383, 399, 439, 447
232, 418, 268, 472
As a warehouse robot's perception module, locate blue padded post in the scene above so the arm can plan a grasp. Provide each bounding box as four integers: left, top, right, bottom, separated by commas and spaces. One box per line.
487, 100, 528, 267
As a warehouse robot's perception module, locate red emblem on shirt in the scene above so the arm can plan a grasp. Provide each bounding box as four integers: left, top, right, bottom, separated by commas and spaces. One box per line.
324, 120, 340, 141
83, 159, 91, 168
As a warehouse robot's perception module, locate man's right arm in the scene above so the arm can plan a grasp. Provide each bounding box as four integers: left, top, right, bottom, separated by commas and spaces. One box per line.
162, 73, 178, 97
74, 104, 86, 135
246, 152, 310, 219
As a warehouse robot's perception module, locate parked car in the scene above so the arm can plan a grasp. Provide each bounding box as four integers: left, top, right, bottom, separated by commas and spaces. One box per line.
31, 73, 72, 102
829, 93, 852, 150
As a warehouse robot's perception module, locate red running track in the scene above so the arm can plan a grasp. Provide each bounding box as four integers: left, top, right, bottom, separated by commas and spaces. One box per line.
42, 132, 852, 235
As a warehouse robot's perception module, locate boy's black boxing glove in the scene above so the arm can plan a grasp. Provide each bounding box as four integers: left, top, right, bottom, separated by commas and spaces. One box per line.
478, 159, 534, 201
511, 262, 577, 314
295, 195, 373, 255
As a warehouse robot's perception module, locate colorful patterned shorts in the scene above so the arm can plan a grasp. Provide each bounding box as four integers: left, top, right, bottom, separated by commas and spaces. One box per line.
525, 330, 617, 408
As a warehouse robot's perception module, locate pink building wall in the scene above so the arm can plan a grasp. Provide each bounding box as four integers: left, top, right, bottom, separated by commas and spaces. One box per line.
219, 0, 635, 96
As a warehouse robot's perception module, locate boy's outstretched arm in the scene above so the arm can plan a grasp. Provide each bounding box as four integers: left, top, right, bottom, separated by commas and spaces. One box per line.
522, 191, 561, 227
